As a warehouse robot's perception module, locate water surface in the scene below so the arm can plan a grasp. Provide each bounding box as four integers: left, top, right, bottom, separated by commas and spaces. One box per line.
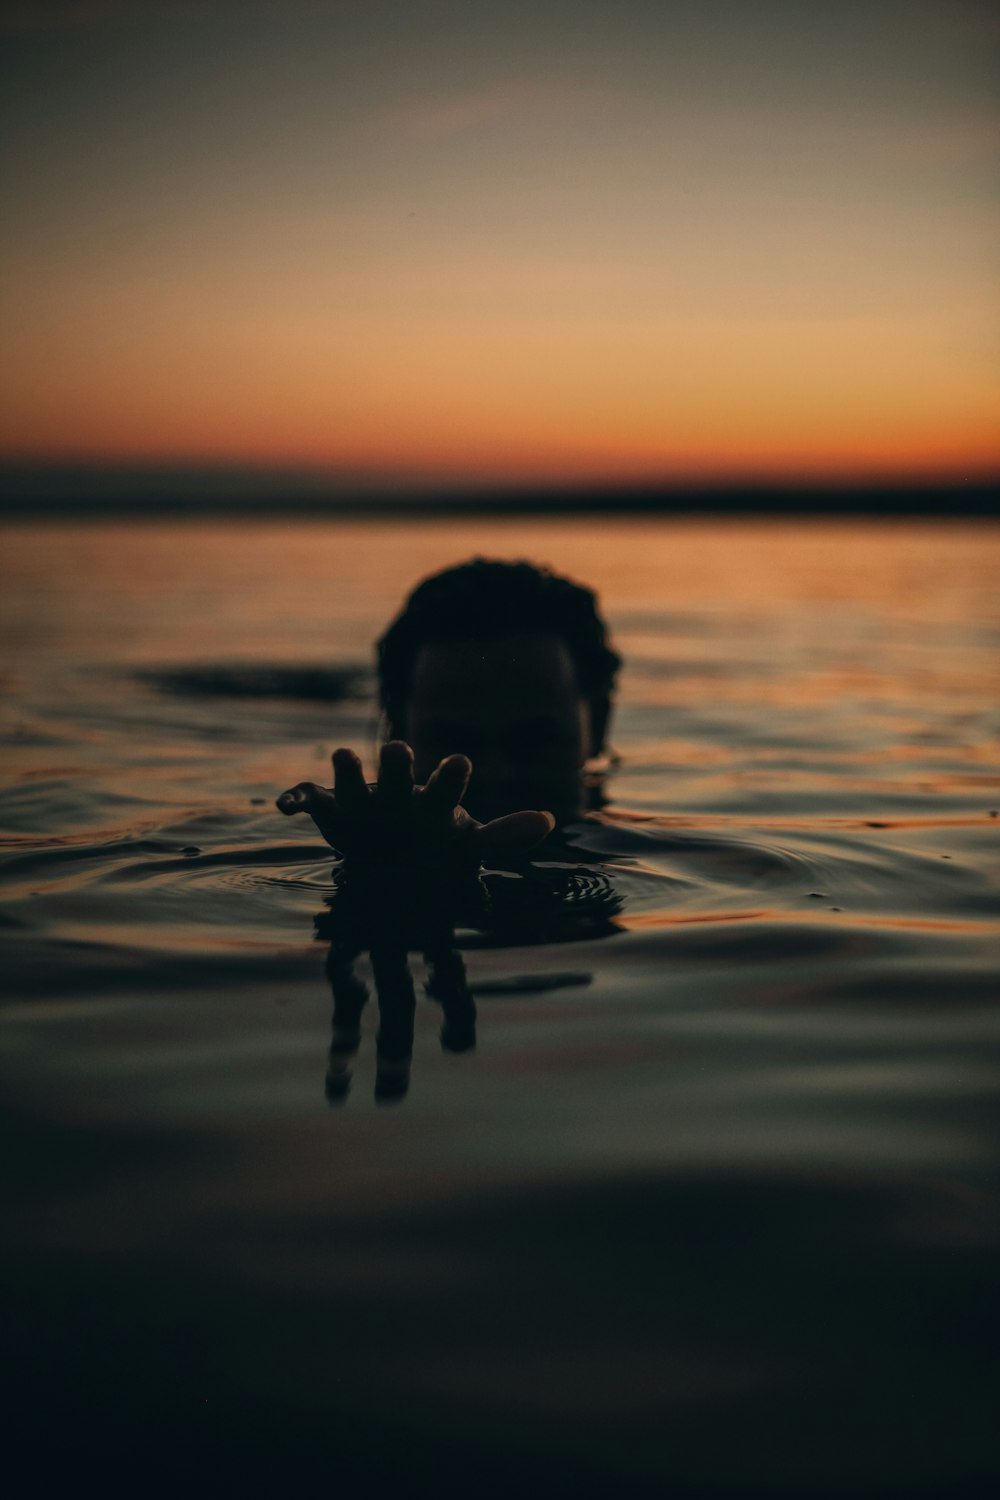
2, 516, 998, 1496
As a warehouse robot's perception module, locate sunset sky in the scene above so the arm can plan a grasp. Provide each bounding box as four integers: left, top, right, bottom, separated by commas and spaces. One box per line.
1, 0, 997, 489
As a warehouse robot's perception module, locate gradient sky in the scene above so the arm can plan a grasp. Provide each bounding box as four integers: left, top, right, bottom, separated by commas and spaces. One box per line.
1, 0, 997, 487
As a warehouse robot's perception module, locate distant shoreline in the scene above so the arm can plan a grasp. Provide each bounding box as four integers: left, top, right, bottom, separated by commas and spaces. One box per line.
0, 466, 996, 518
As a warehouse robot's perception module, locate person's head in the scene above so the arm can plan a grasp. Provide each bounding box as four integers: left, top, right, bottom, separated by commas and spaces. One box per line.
376, 559, 620, 825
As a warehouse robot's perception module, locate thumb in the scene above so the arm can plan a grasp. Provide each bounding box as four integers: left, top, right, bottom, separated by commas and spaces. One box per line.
474, 809, 555, 855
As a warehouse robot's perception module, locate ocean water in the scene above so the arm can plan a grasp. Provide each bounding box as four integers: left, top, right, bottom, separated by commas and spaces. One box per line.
1, 515, 998, 1497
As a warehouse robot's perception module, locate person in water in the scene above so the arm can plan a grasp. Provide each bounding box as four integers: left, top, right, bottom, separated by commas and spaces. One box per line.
277, 558, 621, 862
276, 559, 622, 1101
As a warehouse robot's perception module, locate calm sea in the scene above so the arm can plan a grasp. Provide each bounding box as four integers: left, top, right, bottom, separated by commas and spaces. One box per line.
2, 515, 998, 1496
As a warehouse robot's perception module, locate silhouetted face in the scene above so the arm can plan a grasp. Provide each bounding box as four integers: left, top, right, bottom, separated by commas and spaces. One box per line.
404, 631, 593, 826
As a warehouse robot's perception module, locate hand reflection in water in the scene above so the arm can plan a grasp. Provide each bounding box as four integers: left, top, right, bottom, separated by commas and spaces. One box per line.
315, 860, 485, 1105
312, 851, 623, 1105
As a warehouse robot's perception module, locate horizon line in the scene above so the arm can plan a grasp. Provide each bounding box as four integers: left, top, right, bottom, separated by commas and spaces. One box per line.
0, 459, 996, 517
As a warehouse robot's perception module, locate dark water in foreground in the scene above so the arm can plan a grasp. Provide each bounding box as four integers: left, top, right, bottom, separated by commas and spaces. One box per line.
1, 517, 998, 1496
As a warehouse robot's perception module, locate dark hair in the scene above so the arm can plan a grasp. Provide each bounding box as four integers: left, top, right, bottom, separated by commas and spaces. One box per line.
377, 558, 621, 754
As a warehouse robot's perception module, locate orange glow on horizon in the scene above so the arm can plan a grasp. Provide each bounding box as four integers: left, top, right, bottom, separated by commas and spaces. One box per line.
3, 294, 997, 486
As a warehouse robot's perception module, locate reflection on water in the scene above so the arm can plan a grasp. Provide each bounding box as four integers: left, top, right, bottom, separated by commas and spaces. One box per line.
1, 516, 999, 1494
315, 858, 623, 1103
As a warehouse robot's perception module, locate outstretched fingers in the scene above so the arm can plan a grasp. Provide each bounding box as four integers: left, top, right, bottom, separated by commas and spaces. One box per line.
281, 741, 554, 863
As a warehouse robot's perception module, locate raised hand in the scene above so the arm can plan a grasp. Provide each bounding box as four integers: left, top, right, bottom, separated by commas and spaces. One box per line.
276, 740, 554, 865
